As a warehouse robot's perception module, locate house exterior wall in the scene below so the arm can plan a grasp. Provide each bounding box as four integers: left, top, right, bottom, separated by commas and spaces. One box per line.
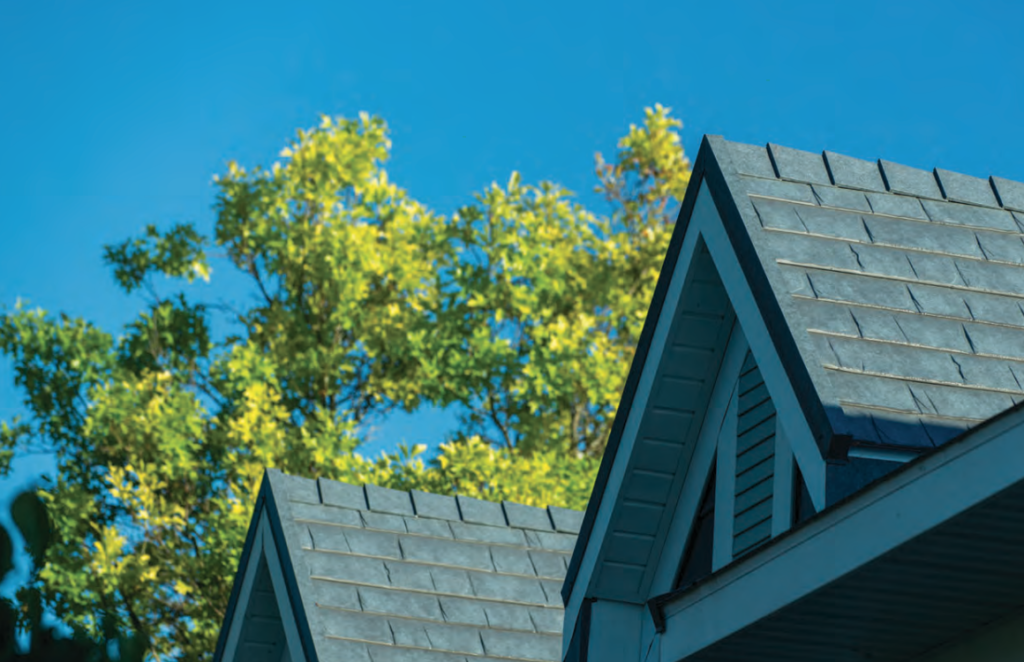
914, 608, 1024, 662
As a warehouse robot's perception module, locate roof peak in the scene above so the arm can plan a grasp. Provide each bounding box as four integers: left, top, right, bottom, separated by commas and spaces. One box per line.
267, 468, 585, 534
717, 137, 1024, 213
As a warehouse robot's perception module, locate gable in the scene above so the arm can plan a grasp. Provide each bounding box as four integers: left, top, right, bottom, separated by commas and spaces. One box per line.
563, 135, 1024, 626
214, 498, 312, 662
561, 168, 831, 646
217, 470, 583, 662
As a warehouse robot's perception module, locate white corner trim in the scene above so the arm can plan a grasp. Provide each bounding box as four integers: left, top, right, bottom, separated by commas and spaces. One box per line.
220, 518, 265, 662
712, 385, 739, 573
699, 208, 826, 510
562, 182, 715, 658
771, 420, 794, 537
261, 512, 309, 662
648, 323, 747, 595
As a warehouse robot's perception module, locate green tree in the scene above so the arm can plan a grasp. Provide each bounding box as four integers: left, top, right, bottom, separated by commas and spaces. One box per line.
0, 104, 691, 661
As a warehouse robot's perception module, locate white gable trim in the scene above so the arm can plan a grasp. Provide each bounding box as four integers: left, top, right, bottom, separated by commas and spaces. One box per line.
771, 421, 794, 538
649, 322, 748, 595
220, 509, 307, 662
699, 198, 826, 510
562, 182, 715, 658
220, 514, 265, 662
657, 401, 1024, 661
711, 377, 739, 573
261, 510, 309, 662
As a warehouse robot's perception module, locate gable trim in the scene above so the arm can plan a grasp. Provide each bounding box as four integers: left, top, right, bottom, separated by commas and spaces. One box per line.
711, 374, 739, 573
649, 323, 748, 596
214, 472, 321, 662
697, 159, 826, 510
561, 178, 717, 656
261, 510, 308, 662
213, 488, 268, 662
562, 158, 713, 607
263, 472, 320, 662
217, 506, 266, 662
770, 421, 795, 538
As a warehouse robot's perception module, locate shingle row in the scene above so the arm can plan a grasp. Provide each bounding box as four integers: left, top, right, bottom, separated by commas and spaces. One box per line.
732, 140, 1024, 213
275, 473, 584, 533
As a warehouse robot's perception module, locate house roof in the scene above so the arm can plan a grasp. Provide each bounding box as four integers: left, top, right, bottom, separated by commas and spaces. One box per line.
213, 469, 583, 662
563, 135, 1024, 604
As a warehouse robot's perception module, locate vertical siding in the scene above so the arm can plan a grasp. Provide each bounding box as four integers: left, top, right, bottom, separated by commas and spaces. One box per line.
733, 350, 775, 558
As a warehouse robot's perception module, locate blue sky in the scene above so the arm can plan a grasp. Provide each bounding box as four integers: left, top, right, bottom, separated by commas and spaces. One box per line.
0, 0, 1022, 616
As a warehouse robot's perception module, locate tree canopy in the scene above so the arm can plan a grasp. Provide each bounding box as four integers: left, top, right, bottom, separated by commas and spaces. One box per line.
0, 104, 691, 661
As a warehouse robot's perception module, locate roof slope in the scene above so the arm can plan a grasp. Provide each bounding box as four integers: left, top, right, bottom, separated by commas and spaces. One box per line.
217, 469, 583, 662
717, 139, 1024, 448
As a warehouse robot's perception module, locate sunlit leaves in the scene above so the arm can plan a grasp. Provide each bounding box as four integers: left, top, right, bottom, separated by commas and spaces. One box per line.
0, 105, 690, 661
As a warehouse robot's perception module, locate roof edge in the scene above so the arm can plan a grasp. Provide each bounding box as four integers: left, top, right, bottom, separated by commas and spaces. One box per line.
263, 469, 322, 662
701, 136, 836, 456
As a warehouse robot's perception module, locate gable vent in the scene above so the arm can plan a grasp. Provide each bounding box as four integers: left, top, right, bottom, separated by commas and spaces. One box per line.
733, 350, 776, 558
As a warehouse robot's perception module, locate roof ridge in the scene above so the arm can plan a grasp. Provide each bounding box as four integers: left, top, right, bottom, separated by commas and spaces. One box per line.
726, 138, 1024, 213
268, 469, 585, 535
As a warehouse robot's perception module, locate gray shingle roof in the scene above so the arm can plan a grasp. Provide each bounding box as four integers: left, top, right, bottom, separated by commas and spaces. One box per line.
229, 469, 582, 662
718, 139, 1024, 448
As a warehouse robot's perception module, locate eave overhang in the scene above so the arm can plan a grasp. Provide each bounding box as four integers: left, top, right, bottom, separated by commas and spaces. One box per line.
648, 399, 1024, 662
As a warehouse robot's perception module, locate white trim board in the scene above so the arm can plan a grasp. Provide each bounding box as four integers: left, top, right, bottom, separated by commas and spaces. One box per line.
561, 181, 714, 658
219, 509, 307, 662
699, 197, 825, 510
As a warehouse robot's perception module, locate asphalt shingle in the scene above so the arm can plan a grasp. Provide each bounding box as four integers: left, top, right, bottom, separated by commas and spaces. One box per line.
234, 470, 579, 662
991, 176, 1024, 212
365, 484, 415, 516
768, 143, 831, 185
411, 490, 461, 521
319, 478, 366, 510
935, 168, 1000, 207
279, 473, 321, 505
502, 502, 554, 532
457, 495, 508, 527
879, 159, 945, 199
823, 150, 887, 192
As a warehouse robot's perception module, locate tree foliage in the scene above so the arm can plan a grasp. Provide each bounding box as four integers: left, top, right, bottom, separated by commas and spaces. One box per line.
0, 104, 690, 660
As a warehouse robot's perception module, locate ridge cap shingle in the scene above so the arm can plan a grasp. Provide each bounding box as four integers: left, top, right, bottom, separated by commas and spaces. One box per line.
269, 471, 580, 533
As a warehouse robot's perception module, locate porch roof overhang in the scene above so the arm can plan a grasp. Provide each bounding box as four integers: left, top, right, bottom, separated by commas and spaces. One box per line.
648, 399, 1024, 662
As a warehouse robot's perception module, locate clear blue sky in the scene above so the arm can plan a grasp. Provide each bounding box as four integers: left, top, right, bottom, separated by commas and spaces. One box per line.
0, 0, 1021, 608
